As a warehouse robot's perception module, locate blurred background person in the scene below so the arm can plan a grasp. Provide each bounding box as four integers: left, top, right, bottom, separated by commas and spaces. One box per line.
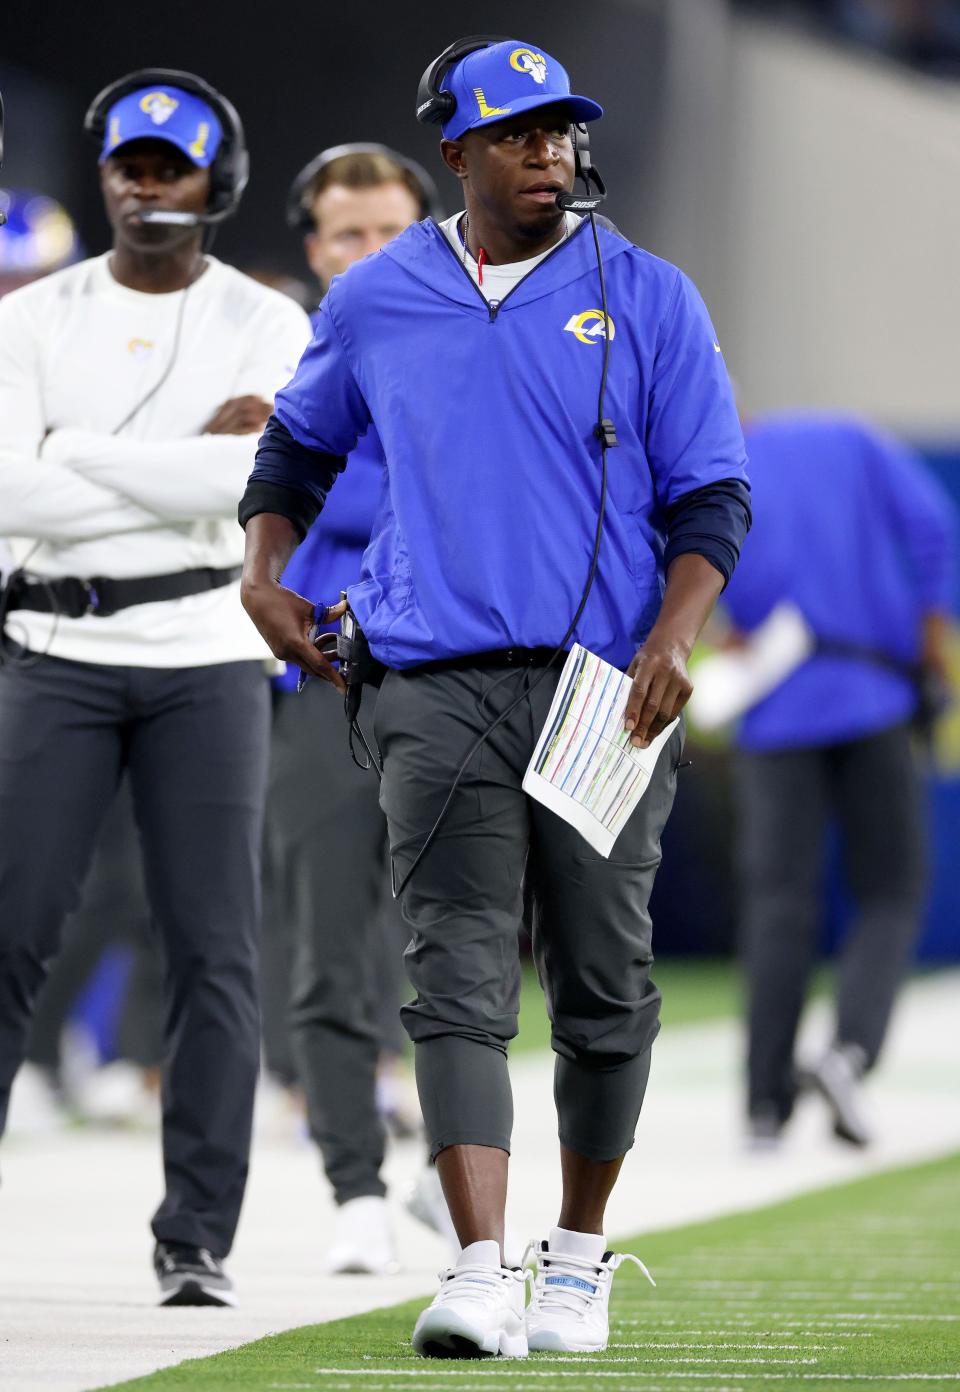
260, 143, 456, 1275
0, 68, 311, 1302
717, 411, 956, 1147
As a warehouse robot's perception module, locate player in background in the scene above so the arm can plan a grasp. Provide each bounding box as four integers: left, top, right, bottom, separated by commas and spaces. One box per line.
0, 70, 311, 1304
722, 411, 956, 1147
264, 144, 455, 1274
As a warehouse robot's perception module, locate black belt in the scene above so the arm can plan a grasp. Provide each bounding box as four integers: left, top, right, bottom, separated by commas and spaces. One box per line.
6, 565, 243, 619
411, 646, 563, 675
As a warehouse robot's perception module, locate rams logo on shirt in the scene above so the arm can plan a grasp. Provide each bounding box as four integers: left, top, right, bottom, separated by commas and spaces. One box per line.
510, 48, 548, 84
563, 309, 616, 345
139, 91, 179, 126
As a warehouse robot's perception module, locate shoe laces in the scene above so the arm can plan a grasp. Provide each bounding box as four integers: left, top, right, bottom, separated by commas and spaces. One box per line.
436, 1262, 530, 1309
526, 1245, 655, 1318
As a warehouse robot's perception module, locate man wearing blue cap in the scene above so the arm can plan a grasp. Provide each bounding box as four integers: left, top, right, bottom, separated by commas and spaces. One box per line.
240, 37, 751, 1357
0, 72, 311, 1305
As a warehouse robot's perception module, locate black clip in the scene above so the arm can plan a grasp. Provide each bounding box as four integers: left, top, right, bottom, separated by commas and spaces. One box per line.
595, 418, 619, 449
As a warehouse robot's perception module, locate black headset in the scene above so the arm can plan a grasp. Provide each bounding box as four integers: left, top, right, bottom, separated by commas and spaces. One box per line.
415, 35, 606, 212
83, 68, 248, 226
287, 142, 443, 232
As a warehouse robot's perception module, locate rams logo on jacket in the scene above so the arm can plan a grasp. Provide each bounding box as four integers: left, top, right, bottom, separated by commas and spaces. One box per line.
563, 309, 615, 345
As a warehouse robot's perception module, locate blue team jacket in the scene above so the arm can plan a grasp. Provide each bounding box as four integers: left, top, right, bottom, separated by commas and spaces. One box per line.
257, 217, 748, 670
274, 423, 385, 692
723, 413, 957, 751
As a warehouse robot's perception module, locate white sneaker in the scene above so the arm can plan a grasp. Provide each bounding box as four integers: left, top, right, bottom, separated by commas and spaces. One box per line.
412, 1241, 530, 1359
803, 1043, 873, 1147
405, 1168, 528, 1267
325, 1195, 399, 1275
405, 1165, 460, 1256
525, 1237, 655, 1352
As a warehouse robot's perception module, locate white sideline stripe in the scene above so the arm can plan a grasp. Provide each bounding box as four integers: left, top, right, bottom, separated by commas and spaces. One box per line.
306, 1371, 960, 1381
611, 1343, 830, 1350
613, 1326, 871, 1337
615, 1313, 960, 1323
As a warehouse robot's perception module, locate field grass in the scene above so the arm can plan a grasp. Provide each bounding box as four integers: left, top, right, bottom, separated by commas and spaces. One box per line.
101, 1151, 960, 1391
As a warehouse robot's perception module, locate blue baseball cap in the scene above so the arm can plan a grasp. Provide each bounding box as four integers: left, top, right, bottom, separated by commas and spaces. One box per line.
99, 85, 223, 168
440, 40, 603, 141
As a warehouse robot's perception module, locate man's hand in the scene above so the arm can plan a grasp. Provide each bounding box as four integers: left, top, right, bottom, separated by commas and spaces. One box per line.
241, 580, 348, 692
203, 395, 273, 436
623, 553, 726, 748
624, 636, 692, 748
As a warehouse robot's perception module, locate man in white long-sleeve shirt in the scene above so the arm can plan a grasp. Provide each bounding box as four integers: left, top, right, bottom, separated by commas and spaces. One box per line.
0, 71, 311, 1305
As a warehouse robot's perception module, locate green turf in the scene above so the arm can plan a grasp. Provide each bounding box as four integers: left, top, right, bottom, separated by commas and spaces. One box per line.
101, 1151, 960, 1390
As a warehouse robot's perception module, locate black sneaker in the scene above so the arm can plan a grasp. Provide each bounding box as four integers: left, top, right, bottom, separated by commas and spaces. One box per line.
153, 1242, 236, 1307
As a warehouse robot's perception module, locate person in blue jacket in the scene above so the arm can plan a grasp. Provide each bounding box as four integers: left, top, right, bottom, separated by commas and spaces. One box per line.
262, 145, 441, 1277
722, 410, 956, 1149
239, 37, 751, 1359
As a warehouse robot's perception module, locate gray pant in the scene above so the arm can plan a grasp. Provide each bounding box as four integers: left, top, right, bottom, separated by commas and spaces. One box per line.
264, 682, 405, 1204
0, 654, 269, 1256
374, 662, 681, 1164
735, 722, 926, 1122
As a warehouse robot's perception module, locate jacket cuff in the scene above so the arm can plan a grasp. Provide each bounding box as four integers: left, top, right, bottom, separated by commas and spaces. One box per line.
237, 481, 319, 541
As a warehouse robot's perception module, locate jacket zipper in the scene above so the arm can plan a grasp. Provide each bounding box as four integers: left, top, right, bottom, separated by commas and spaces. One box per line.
433, 215, 592, 323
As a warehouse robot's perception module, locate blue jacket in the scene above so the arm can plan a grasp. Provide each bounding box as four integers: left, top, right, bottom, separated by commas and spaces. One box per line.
274, 423, 385, 693
723, 412, 957, 751
252, 217, 748, 670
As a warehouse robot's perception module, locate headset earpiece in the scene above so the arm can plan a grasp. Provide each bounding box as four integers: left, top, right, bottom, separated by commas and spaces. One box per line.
84, 68, 248, 223
415, 35, 509, 127
286, 142, 443, 232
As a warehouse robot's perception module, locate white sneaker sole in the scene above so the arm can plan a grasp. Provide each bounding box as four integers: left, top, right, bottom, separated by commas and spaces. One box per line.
412, 1308, 528, 1359
527, 1326, 606, 1353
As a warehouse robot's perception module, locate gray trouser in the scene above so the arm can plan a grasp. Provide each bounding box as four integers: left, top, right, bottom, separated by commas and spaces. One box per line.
264, 682, 405, 1204
0, 654, 269, 1256
27, 776, 163, 1072
374, 662, 681, 1164
735, 722, 926, 1121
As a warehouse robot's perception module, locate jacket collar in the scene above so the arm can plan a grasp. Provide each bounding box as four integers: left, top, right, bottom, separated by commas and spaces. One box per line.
381, 215, 631, 313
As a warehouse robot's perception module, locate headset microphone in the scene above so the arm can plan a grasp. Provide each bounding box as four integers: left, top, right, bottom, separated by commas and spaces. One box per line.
139, 208, 228, 227
556, 123, 607, 213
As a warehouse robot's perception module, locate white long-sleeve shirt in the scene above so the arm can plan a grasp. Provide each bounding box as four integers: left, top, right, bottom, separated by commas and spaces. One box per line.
0, 253, 311, 666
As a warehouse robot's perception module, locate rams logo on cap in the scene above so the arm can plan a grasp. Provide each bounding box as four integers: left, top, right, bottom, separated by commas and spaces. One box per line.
510, 48, 548, 84
563, 309, 616, 345
139, 91, 179, 126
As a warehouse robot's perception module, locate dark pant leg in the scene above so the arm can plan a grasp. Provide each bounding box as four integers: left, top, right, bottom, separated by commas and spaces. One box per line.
0, 657, 124, 1131
375, 667, 530, 1158
735, 746, 829, 1121
270, 682, 393, 1204
832, 724, 926, 1069
527, 719, 682, 1163
127, 662, 269, 1258
26, 776, 151, 1071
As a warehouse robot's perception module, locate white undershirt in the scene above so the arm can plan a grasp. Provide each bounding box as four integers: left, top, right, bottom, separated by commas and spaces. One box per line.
439, 211, 582, 304
0, 254, 312, 667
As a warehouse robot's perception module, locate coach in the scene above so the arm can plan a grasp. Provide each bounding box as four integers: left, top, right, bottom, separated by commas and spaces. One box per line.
240, 37, 750, 1359
0, 70, 310, 1304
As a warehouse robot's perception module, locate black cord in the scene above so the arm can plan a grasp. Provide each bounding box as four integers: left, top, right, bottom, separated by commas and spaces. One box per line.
111, 274, 195, 436
391, 209, 615, 900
